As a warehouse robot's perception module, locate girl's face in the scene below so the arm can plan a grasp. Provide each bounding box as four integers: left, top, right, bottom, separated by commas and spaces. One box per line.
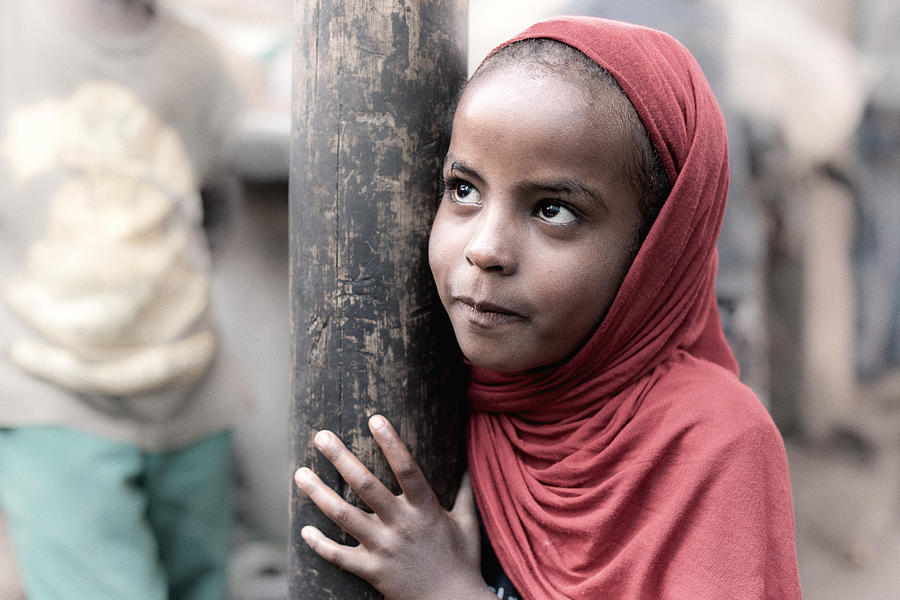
428, 67, 642, 372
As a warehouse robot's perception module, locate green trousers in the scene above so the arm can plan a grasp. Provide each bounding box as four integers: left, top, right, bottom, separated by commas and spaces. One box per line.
0, 426, 231, 600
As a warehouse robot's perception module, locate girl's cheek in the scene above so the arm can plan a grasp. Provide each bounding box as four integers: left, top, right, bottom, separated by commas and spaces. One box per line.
427, 226, 449, 283
428, 212, 452, 264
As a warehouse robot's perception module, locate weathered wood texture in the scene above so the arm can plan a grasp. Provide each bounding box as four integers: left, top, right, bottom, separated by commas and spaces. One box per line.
289, 1, 468, 597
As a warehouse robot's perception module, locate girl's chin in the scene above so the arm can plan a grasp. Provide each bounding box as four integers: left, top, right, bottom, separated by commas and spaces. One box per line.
459, 346, 537, 373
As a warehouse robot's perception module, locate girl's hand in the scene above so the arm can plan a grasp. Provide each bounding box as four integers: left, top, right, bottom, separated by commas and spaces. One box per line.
294, 415, 495, 600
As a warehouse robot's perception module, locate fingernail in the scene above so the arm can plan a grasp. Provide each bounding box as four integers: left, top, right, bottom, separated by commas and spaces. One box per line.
314, 430, 333, 451
369, 415, 386, 431
294, 467, 312, 486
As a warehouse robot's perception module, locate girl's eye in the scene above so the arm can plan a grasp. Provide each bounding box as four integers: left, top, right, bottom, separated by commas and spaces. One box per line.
456, 182, 475, 199
536, 201, 578, 224
446, 179, 481, 205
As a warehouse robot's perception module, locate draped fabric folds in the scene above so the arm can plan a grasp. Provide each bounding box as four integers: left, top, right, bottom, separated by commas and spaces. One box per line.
466, 17, 800, 599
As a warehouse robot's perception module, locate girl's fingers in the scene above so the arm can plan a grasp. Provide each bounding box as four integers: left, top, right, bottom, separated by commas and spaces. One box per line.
300, 525, 373, 579
368, 415, 436, 506
312, 429, 397, 514
294, 467, 379, 544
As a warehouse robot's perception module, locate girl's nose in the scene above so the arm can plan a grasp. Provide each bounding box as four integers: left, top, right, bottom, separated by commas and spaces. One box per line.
463, 208, 518, 274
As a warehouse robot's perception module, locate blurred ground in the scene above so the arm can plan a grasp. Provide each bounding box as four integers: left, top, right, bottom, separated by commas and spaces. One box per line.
788, 370, 900, 600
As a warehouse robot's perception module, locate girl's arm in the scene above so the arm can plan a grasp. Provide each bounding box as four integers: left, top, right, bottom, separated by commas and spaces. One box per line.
294, 414, 499, 600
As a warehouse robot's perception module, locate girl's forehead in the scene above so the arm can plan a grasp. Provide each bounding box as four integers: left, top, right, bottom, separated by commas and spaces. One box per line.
462, 67, 587, 117
456, 66, 630, 144
468, 59, 580, 95
456, 75, 583, 141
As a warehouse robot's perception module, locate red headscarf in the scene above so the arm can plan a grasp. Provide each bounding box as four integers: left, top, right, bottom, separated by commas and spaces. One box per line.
466, 17, 800, 599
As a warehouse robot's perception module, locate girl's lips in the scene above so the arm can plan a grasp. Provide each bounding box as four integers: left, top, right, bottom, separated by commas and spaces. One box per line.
455, 296, 525, 327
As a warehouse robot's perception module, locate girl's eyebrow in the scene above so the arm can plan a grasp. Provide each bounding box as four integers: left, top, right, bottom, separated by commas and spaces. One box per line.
445, 160, 478, 179
445, 158, 603, 204
526, 179, 599, 201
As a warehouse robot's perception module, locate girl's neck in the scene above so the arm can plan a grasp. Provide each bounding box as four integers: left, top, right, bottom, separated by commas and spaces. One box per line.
55, 0, 157, 35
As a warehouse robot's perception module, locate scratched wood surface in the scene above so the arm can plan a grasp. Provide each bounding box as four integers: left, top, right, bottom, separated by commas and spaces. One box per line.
289, 1, 468, 597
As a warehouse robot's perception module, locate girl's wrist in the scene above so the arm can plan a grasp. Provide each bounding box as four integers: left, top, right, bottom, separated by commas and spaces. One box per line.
419, 575, 499, 600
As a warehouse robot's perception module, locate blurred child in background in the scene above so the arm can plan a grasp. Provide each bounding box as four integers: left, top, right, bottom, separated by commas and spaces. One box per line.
0, 1, 246, 598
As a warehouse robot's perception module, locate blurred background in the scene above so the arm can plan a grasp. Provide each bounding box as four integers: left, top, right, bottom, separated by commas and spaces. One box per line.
2, 0, 898, 598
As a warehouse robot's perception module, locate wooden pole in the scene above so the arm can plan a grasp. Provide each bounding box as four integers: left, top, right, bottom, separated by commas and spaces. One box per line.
289, 1, 468, 598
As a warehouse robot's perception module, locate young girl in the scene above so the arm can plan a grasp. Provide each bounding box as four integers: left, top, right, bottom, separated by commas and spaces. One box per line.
294, 16, 801, 599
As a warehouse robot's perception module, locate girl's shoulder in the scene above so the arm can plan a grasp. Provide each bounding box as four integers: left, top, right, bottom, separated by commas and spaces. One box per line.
636, 352, 785, 458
